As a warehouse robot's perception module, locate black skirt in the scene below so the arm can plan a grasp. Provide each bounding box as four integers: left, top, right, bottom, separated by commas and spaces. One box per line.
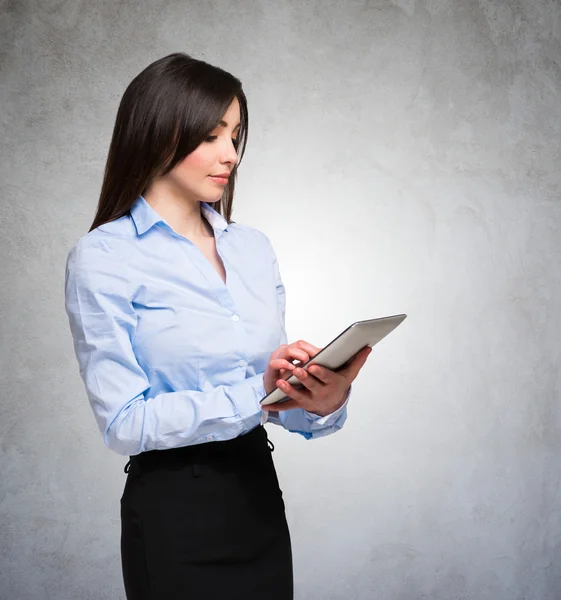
120, 424, 293, 599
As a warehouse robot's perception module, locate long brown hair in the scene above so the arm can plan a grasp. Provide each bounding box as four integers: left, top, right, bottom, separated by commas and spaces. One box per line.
88, 52, 248, 232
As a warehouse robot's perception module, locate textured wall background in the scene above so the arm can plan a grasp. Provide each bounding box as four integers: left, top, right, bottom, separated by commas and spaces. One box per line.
2, 1, 560, 598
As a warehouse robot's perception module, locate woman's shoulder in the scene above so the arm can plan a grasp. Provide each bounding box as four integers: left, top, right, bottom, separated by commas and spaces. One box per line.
65, 229, 137, 307
66, 222, 135, 272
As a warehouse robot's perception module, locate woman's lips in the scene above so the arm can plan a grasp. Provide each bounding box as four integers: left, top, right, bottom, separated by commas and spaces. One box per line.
209, 176, 229, 185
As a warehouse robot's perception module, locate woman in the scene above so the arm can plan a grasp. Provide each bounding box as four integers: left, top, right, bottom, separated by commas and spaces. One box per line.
64, 52, 371, 600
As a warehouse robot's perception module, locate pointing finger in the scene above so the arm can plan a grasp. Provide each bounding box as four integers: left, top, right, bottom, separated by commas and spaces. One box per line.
293, 340, 322, 358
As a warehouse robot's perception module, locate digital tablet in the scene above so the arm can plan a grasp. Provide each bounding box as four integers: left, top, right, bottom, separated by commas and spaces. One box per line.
260, 313, 407, 406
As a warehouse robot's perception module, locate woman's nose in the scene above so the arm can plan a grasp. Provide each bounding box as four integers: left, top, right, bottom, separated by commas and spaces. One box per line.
222, 141, 238, 164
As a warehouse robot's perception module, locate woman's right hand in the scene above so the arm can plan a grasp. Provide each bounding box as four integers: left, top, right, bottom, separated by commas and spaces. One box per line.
264, 340, 322, 396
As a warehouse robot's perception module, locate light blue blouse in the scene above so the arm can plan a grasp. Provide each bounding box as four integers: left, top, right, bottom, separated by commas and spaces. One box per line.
64, 195, 350, 456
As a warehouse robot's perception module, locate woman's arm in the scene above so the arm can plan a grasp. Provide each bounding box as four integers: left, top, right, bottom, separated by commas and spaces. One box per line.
64, 240, 268, 457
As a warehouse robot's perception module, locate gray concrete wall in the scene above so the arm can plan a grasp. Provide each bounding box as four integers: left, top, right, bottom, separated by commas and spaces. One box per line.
1, 1, 560, 598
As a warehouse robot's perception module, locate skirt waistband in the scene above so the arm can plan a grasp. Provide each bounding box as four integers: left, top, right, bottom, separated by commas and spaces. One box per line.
124, 425, 274, 475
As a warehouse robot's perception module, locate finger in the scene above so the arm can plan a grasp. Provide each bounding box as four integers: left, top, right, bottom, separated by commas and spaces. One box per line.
304, 362, 329, 384
292, 367, 322, 392
277, 377, 307, 400
265, 378, 307, 412
285, 346, 313, 364
276, 346, 309, 366
270, 358, 296, 372
293, 340, 322, 357
339, 346, 372, 380
305, 346, 371, 383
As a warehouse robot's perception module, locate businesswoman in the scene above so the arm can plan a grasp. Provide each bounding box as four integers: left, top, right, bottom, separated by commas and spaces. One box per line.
64, 52, 371, 600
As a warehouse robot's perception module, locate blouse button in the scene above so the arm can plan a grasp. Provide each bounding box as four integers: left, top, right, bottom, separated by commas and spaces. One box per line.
238, 360, 246, 367
232, 314, 239, 321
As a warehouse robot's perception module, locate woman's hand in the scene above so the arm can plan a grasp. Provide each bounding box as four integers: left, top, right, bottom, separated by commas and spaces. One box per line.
263, 345, 372, 417
264, 340, 320, 396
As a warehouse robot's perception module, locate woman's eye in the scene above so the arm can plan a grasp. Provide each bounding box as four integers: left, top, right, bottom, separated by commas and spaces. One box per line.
205, 135, 239, 149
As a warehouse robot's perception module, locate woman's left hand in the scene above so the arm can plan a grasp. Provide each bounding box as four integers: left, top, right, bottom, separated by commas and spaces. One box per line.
262, 345, 372, 417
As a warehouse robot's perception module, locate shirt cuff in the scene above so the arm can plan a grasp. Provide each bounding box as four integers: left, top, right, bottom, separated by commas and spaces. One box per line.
256, 375, 269, 425
303, 384, 352, 426
229, 372, 267, 422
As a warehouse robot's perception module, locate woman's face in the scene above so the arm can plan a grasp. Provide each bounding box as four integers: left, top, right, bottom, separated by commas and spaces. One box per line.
167, 97, 241, 203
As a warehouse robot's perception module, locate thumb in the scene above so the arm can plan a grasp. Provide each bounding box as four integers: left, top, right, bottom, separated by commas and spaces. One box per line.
340, 346, 372, 380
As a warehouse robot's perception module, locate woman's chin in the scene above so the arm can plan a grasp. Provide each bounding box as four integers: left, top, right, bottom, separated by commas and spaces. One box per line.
205, 192, 224, 203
